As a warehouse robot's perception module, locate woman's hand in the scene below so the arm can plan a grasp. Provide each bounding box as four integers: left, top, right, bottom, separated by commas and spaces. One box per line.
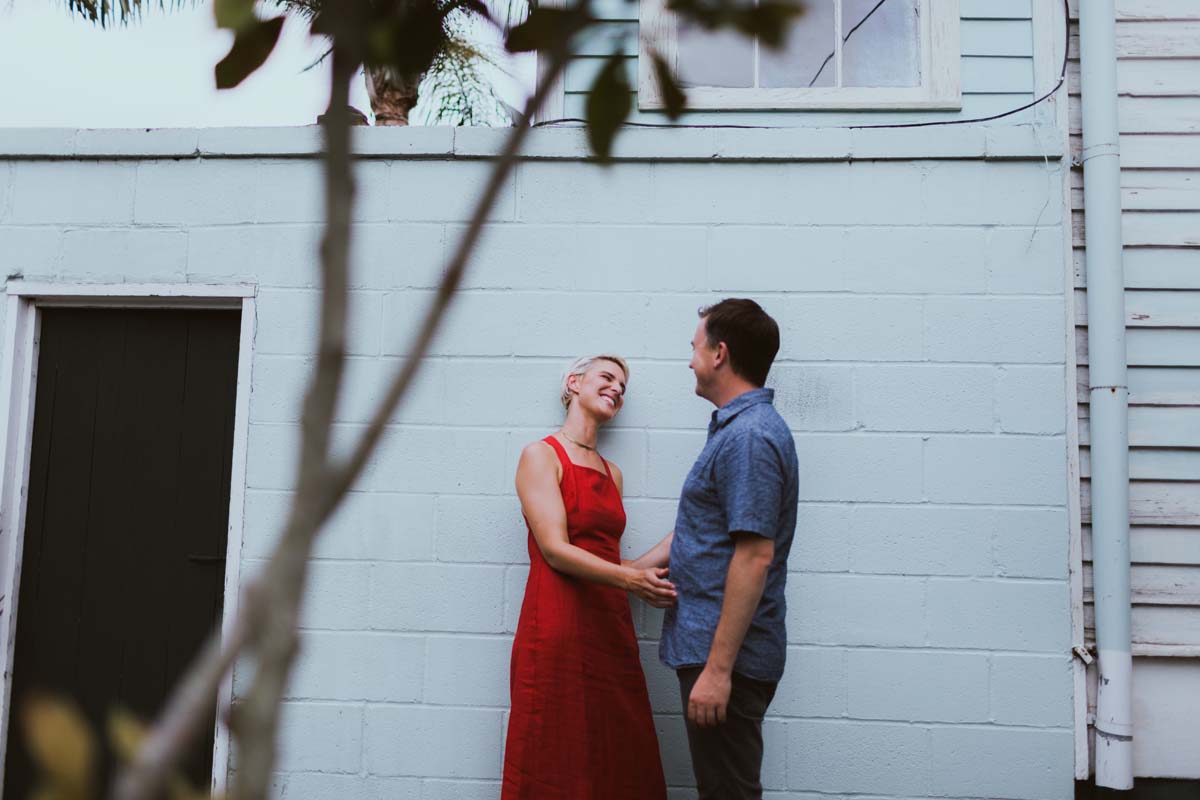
623, 567, 677, 607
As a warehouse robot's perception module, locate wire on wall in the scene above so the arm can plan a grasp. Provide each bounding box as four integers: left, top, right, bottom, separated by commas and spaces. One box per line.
532, 0, 1070, 132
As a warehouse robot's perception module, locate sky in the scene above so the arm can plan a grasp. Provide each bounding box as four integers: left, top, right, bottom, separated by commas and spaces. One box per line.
0, 0, 536, 128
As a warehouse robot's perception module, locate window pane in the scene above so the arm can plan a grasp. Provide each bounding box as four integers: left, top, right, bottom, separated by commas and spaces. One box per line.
841, 0, 921, 87
677, 9, 756, 89
759, 0, 837, 88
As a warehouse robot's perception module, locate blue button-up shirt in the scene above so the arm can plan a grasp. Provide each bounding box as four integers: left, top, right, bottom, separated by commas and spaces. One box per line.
659, 387, 799, 682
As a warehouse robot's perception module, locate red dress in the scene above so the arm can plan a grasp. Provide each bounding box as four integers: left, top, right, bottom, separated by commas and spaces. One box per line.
502, 436, 667, 800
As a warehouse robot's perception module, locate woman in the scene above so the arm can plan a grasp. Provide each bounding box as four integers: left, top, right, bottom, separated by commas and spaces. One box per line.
502, 355, 673, 800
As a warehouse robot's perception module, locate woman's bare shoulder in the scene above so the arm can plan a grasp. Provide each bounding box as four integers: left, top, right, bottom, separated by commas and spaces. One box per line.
605, 459, 624, 493
518, 438, 559, 471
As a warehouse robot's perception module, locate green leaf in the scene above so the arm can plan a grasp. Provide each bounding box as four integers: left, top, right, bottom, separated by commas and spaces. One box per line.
215, 16, 285, 90
505, 7, 586, 53
107, 708, 147, 763
665, 0, 724, 31
649, 48, 686, 120
22, 694, 95, 797
734, 0, 803, 49
213, 0, 256, 31
367, 9, 446, 75
585, 51, 632, 162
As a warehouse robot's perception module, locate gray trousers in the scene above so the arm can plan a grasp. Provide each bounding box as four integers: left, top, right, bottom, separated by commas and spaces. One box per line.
677, 667, 778, 800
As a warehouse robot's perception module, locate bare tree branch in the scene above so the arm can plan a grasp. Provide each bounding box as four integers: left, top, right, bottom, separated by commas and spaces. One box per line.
112, 581, 264, 800
322, 44, 573, 512
230, 44, 359, 800
109, 39, 573, 800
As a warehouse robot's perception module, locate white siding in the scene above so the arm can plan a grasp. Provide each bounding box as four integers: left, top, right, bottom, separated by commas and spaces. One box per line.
558, 2, 1040, 126
1069, 0, 1200, 779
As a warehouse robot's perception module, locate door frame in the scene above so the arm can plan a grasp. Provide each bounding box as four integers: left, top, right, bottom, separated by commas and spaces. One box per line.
0, 282, 256, 797
1036, 0, 1091, 778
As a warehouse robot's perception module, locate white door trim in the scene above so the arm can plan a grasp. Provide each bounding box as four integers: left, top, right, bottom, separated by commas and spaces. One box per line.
1035, 0, 1091, 779
0, 281, 257, 797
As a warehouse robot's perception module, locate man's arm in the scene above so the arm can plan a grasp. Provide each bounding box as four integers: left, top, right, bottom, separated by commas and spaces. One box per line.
687, 532, 774, 727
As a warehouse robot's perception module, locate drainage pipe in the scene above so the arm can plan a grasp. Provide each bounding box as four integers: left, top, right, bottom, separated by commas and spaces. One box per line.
1078, 0, 1134, 789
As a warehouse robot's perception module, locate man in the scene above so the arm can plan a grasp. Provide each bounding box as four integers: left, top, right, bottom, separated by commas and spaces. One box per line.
631, 298, 798, 800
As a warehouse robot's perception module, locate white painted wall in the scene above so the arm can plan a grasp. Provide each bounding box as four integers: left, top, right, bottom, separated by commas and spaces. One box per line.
0, 126, 1076, 799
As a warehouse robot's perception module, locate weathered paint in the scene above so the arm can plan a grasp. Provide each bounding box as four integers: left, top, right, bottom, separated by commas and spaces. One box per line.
1070, 0, 1200, 780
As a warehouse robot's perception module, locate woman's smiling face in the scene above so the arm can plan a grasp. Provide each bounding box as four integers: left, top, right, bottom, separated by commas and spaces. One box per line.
569, 359, 627, 420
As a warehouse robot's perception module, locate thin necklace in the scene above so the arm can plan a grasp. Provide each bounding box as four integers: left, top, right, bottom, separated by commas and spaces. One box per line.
559, 429, 597, 451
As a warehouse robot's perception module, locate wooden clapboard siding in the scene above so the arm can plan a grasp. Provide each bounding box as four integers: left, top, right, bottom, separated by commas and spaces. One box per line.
1076, 249, 1200, 289
1070, 134, 1200, 168
1069, 0, 1200, 19
1083, 526, 1200, 565
1077, 366, 1200, 406
563, 3, 1037, 126
1082, 448, 1200, 482
1084, 563, 1200, 606
1071, 0, 1200, 727
1084, 604, 1200, 649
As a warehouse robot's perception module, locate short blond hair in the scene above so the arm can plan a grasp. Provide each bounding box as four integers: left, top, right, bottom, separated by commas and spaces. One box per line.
560, 354, 630, 410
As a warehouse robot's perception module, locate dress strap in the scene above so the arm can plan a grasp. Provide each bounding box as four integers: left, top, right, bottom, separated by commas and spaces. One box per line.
542, 435, 572, 470
543, 434, 611, 479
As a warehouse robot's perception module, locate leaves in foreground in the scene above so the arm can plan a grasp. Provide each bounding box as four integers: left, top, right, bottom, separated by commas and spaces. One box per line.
666, 0, 803, 49
22, 695, 94, 800
649, 47, 687, 121
213, 0, 257, 31
585, 51, 633, 162
505, 6, 590, 53
215, 16, 287, 89
733, 0, 804, 48
64, 0, 196, 28
109, 710, 212, 800
21, 694, 212, 800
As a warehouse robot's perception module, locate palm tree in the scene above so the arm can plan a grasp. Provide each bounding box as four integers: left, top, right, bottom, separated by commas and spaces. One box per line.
62, 0, 525, 126
282, 0, 522, 125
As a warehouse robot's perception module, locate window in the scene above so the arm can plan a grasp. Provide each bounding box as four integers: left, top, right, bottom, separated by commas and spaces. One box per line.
639, 0, 961, 110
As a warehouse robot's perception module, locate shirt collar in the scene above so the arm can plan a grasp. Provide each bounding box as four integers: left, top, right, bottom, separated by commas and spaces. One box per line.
709, 387, 775, 433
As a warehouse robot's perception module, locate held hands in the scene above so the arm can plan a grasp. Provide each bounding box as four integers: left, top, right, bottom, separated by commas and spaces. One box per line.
687, 665, 732, 728
623, 566, 677, 607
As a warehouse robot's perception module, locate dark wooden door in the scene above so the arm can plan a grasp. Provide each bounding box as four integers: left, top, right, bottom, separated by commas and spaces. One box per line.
3, 308, 241, 799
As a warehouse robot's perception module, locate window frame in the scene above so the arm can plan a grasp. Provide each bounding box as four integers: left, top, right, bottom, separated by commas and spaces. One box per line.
638, 0, 962, 111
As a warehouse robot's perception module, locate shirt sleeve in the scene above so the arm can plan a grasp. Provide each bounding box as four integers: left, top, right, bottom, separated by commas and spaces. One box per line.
713, 428, 785, 540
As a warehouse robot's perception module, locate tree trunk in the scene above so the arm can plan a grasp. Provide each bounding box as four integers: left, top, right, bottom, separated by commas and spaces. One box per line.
365, 66, 422, 125
109, 43, 574, 800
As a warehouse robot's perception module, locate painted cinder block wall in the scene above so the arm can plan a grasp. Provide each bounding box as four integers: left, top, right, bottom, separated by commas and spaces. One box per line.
0, 126, 1075, 800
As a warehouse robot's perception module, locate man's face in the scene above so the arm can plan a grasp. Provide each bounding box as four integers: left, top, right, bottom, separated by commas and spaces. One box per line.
689, 319, 719, 399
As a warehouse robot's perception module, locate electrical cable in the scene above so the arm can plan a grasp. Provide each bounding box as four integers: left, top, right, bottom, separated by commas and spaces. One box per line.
808, 0, 890, 88
532, 0, 1070, 132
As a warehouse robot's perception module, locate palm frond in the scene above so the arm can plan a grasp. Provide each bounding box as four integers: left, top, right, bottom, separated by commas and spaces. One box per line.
271, 0, 321, 18
64, 0, 195, 28
418, 28, 511, 126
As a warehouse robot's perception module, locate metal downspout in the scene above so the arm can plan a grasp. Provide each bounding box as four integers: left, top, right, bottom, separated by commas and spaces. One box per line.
1078, 0, 1134, 789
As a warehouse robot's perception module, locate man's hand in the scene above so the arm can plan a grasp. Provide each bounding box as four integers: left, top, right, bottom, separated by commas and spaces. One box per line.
688, 665, 732, 727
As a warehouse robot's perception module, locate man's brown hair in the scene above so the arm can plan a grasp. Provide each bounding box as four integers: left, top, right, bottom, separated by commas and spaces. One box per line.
698, 298, 780, 387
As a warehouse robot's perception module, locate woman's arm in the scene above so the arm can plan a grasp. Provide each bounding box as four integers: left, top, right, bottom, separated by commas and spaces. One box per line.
611, 462, 672, 575
518, 442, 675, 607
628, 531, 673, 571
